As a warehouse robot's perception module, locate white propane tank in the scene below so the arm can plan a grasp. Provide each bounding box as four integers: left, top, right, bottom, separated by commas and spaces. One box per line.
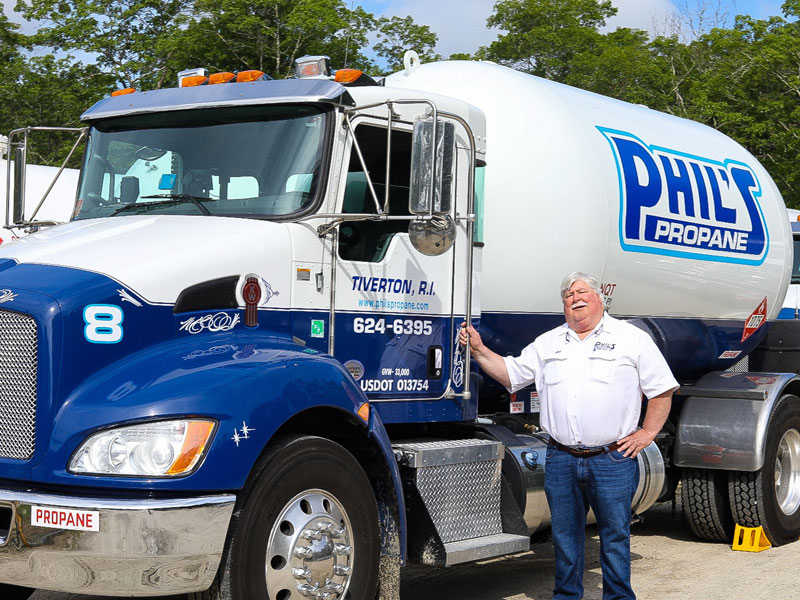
385, 60, 792, 379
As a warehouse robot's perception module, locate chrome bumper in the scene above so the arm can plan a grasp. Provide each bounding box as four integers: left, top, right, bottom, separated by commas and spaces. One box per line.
0, 488, 235, 596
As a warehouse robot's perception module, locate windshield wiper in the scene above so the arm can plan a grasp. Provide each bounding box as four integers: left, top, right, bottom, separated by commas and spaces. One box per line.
112, 193, 213, 216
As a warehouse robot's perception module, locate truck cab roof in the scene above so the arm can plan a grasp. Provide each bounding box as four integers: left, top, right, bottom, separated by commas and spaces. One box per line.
81, 78, 355, 122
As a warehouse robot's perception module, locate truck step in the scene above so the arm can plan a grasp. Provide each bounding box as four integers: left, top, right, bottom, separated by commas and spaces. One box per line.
443, 532, 531, 566
393, 438, 529, 565
393, 439, 503, 542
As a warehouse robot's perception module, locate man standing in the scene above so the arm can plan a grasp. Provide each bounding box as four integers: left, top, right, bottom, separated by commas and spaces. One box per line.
460, 272, 678, 600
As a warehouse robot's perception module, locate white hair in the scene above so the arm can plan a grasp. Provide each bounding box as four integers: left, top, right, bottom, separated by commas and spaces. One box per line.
560, 271, 603, 300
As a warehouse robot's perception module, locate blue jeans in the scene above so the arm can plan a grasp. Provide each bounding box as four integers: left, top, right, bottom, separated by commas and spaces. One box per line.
544, 444, 639, 600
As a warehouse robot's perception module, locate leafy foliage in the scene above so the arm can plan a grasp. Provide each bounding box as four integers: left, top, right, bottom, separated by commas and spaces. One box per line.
165, 0, 376, 79
483, 0, 616, 80
373, 16, 440, 74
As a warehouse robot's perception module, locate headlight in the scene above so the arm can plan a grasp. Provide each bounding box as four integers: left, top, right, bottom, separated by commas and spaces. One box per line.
69, 419, 216, 476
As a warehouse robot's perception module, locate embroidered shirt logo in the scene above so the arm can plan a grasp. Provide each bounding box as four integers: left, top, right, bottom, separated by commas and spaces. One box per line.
593, 341, 616, 352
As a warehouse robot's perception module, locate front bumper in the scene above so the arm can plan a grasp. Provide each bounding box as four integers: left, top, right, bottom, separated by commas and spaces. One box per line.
0, 488, 235, 596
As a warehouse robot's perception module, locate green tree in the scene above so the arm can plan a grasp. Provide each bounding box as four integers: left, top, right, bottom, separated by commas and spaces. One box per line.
0, 13, 25, 64
483, 0, 616, 80
14, 0, 189, 89
372, 15, 440, 74
166, 0, 375, 80
0, 55, 114, 165
566, 28, 673, 109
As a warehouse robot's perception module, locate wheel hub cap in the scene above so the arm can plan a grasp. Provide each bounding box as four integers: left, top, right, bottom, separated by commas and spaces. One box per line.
266, 490, 353, 599
774, 428, 800, 515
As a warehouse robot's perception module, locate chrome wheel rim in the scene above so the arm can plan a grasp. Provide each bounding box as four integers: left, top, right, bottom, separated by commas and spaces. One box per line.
774, 428, 800, 515
266, 489, 354, 600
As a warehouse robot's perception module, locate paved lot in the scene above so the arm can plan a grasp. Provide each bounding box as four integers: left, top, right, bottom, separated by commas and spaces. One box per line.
30, 502, 800, 600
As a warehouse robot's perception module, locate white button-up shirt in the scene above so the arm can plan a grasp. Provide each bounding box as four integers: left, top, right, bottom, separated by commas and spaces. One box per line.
503, 313, 678, 446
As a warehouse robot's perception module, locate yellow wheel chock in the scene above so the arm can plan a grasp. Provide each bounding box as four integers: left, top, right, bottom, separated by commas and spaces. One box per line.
731, 524, 771, 552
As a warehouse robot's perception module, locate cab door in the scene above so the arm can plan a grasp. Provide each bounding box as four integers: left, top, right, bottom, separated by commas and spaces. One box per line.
330, 112, 474, 420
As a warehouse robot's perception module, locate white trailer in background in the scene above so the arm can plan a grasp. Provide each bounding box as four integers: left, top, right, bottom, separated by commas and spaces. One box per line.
780, 208, 800, 319
0, 161, 79, 242
0, 130, 81, 244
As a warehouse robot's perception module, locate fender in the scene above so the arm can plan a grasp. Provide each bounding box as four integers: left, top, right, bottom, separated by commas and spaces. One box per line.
674, 371, 800, 471
37, 330, 373, 491
365, 404, 407, 564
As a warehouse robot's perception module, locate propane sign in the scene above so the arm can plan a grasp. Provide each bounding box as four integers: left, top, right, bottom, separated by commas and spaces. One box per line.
599, 127, 768, 265
32, 505, 100, 531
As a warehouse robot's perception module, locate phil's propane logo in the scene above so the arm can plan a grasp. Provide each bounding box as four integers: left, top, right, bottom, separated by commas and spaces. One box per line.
598, 128, 768, 265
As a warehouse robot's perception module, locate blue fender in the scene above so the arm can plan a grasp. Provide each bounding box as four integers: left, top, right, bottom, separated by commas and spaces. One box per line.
40, 331, 369, 488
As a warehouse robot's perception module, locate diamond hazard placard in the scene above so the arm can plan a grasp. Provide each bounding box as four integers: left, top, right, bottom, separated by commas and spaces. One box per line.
741, 297, 767, 342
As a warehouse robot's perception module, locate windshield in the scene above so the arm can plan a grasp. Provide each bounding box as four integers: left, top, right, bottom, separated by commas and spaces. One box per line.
74, 104, 329, 220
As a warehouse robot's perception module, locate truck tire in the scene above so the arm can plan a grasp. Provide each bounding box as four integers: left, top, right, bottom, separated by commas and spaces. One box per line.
0, 584, 34, 600
729, 394, 800, 546
192, 435, 380, 600
680, 467, 734, 541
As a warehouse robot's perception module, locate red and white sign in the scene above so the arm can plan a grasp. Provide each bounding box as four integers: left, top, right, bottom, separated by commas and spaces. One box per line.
509, 401, 524, 414
746, 375, 778, 386
718, 350, 742, 359
741, 298, 767, 342
32, 505, 99, 531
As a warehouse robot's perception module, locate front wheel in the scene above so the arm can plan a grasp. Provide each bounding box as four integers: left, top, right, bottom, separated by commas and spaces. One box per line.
194, 435, 380, 600
729, 394, 800, 546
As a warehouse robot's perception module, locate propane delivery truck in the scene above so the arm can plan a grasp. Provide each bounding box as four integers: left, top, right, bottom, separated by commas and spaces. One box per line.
0, 53, 797, 600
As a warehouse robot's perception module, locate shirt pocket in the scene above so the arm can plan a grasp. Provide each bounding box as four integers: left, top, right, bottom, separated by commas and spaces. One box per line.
542, 356, 568, 387
587, 352, 634, 384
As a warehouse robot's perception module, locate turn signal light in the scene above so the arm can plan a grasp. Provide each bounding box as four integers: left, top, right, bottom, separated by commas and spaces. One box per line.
111, 88, 136, 97
167, 421, 216, 475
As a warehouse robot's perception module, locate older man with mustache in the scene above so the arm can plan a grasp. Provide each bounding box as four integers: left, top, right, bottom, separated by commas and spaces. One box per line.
460, 271, 678, 600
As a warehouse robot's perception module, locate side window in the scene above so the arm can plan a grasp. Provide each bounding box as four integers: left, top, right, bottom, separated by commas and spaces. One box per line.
338, 125, 412, 262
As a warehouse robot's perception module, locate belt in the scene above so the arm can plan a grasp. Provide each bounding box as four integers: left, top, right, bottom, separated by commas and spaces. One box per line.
548, 438, 623, 457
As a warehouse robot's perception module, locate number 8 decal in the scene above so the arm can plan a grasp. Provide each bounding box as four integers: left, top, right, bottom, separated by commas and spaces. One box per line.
84, 304, 124, 344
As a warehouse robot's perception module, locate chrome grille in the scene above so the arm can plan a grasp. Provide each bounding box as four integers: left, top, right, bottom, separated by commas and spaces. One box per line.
0, 310, 37, 460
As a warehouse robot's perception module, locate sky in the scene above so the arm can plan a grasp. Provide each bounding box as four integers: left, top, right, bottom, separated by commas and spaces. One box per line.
359, 0, 788, 58
1, 0, 789, 55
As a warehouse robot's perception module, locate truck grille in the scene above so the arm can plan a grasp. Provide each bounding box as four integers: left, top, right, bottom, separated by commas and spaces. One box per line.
0, 310, 37, 460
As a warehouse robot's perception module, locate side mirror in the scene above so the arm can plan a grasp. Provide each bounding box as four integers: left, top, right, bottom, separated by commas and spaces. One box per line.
408, 118, 456, 256
409, 118, 455, 216
12, 147, 25, 224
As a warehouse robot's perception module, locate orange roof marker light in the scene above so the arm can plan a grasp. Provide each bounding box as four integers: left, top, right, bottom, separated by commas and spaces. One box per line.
177, 67, 208, 87
334, 68, 378, 87
334, 69, 363, 83
236, 70, 271, 83
209, 71, 236, 85
181, 75, 208, 87
295, 55, 331, 79
111, 88, 136, 97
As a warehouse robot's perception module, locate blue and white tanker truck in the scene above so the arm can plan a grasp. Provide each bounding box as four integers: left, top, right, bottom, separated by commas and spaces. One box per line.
0, 54, 797, 600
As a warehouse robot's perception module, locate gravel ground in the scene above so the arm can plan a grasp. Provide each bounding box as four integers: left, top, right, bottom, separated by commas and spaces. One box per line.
29, 501, 800, 600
